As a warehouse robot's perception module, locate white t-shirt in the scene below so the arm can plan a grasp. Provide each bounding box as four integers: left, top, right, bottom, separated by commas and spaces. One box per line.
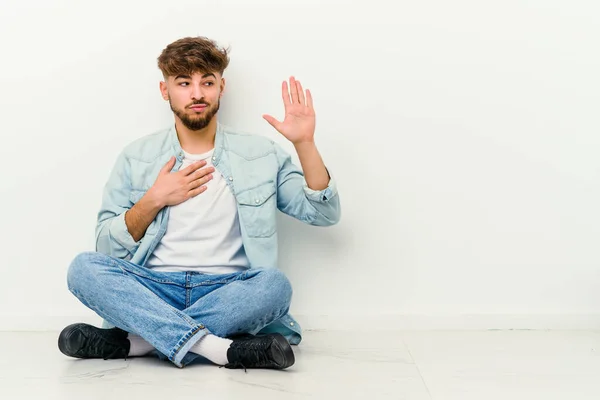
146, 148, 250, 274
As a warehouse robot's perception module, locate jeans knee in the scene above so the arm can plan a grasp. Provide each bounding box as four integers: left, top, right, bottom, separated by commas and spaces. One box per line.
67, 251, 102, 293
260, 268, 293, 305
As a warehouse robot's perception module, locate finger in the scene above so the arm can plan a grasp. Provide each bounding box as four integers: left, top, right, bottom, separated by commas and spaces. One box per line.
189, 173, 213, 190
289, 76, 299, 104
188, 166, 215, 181
187, 185, 208, 199
296, 80, 306, 106
180, 159, 207, 175
306, 89, 314, 110
263, 114, 283, 132
281, 80, 291, 108
160, 156, 176, 174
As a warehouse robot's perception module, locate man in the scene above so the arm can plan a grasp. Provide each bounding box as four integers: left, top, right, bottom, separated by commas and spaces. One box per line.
58, 36, 340, 370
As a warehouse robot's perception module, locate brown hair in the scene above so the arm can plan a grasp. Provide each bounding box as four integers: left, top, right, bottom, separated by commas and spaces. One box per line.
157, 36, 230, 78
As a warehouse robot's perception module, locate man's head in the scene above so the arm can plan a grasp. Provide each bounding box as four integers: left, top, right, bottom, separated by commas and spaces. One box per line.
158, 37, 230, 131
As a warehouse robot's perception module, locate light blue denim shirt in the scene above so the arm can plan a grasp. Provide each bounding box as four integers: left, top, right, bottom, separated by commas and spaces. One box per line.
95, 122, 341, 344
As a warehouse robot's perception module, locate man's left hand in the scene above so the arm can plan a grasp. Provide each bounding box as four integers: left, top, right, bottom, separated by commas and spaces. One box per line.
263, 76, 316, 145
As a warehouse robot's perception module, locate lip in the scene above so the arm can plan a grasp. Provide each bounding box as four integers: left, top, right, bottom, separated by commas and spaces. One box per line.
189, 105, 208, 111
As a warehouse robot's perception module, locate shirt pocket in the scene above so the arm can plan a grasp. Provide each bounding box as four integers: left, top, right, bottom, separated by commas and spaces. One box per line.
236, 180, 277, 238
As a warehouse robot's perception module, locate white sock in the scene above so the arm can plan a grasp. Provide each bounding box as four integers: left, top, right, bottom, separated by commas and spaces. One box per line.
189, 334, 233, 366
127, 334, 155, 357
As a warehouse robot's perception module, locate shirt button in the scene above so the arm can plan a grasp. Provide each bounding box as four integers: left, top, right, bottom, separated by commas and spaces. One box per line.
290, 322, 295, 326
212, 156, 216, 161
229, 177, 233, 181
255, 199, 260, 204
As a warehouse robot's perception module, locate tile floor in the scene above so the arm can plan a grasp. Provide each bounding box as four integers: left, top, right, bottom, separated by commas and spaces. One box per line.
1, 330, 600, 399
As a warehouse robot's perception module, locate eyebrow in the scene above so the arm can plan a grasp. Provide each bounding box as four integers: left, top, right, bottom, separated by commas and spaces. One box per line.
174, 73, 216, 80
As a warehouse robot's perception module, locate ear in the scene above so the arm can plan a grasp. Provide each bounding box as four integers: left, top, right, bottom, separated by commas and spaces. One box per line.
220, 77, 226, 97
160, 81, 169, 101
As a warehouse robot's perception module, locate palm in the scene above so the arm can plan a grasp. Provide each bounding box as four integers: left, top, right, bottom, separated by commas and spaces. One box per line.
263, 77, 316, 144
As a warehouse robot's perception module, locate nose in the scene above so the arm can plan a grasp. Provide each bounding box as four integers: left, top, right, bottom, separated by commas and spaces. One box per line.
191, 83, 204, 101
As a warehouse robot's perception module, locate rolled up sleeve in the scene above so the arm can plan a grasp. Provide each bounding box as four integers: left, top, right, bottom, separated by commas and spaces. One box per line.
275, 143, 341, 226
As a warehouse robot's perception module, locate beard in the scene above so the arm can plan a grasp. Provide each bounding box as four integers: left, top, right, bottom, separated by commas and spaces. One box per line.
170, 98, 220, 131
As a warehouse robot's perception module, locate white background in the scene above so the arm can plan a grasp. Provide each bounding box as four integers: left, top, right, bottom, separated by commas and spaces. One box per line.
1, 0, 599, 330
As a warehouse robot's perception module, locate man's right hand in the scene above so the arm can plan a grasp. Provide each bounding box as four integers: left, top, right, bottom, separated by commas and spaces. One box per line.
147, 156, 214, 208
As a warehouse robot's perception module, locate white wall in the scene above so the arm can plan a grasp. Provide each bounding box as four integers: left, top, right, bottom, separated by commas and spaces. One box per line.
1, 0, 599, 331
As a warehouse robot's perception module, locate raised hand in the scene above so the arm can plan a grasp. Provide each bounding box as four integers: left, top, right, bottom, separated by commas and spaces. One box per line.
263, 76, 316, 145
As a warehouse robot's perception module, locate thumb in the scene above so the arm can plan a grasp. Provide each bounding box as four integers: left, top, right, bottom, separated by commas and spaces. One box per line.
160, 156, 175, 174
262, 114, 283, 132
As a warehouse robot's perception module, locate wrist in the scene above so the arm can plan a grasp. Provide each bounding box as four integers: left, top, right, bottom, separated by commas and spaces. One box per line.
293, 140, 316, 152
143, 188, 165, 211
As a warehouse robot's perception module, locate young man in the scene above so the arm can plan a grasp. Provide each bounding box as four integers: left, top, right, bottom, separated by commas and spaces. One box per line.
58, 37, 340, 370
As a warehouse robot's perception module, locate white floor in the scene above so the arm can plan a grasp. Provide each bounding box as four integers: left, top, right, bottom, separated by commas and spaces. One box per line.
2, 330, 600, 399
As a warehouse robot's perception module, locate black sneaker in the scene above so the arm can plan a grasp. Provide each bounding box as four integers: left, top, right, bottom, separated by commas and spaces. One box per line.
58, 323, 130, 360
225, 333, 294, 370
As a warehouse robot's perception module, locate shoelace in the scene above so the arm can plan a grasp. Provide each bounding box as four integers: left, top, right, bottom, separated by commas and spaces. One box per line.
228, 340, 272, 371
221, 362, 248, 372
77, 331, 126, 360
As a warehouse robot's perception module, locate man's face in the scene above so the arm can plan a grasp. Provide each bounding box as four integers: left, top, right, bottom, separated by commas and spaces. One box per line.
160, 71, 224, 131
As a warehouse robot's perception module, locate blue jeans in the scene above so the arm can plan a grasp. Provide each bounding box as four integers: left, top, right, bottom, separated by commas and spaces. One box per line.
66, 251, 293, 368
